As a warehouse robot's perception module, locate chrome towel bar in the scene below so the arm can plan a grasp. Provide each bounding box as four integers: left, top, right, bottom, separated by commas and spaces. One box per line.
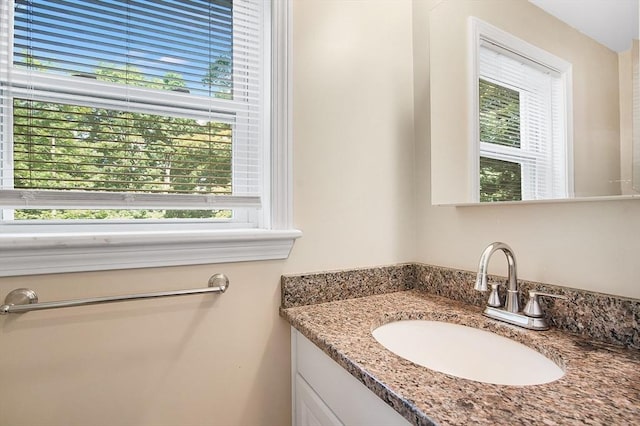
0, 273, 229, 315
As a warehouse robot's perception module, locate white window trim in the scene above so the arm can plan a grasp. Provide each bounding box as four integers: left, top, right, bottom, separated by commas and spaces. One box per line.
0, 0, 301, 277
468, 17, 574, 202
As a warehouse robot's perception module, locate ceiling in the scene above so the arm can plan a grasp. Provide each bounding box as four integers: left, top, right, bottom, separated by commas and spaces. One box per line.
529, 0, 639, 52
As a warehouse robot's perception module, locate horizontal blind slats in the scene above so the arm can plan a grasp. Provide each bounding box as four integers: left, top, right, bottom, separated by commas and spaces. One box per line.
14, 0, 260, 99
7, 78, 262, 121
0, 189, 260, 210
12, 98, 259, 196
3, 0, 267, 217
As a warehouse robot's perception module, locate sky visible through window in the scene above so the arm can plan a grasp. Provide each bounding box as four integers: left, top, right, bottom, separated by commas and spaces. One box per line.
14, 0, 234, 96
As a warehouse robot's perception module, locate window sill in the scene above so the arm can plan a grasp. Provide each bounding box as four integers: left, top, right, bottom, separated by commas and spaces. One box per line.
0, 228, 302, 276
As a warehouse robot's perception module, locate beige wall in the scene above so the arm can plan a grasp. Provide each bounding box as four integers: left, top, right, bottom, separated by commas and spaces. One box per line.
620, 45, 635, 195
286, 0, 416, 273
415, 0, 640, 300
0, 263, 292, 426
635, 39, 640, 191
0, 1, 416, 425
430, 0, 622, 203
621, 40, 640, 195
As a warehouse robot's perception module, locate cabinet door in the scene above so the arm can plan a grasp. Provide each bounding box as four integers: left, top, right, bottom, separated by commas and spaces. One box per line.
292, 328, 411, 426
294, 373, 343, 426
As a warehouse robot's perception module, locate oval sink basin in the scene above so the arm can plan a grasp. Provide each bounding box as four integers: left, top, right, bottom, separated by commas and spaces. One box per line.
372, 320, 564, 386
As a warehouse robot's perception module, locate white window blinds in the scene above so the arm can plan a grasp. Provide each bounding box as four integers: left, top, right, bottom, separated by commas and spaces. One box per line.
0, 0, 266, 216
478, 39, 569, 202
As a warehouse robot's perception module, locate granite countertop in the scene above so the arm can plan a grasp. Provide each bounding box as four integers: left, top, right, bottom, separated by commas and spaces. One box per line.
282, 289, 640, 425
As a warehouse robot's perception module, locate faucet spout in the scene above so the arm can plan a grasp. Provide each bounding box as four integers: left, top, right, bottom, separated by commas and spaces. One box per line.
474, 242, 519, 313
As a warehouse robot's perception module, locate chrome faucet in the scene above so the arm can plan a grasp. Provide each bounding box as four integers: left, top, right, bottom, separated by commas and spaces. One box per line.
474, 242, 520, 313
474, 242, 567, 331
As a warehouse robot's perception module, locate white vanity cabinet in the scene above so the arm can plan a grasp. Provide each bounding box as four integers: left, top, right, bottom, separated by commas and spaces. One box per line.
291, 328, 411, 426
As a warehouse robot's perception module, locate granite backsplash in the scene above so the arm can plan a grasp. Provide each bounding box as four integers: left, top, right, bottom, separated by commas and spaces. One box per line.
281, 263, 640, 349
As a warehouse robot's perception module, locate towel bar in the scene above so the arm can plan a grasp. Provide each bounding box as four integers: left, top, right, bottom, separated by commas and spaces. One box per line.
0, 273, 229, 315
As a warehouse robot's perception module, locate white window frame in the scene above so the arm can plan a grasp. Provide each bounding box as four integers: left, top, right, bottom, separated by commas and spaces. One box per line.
0, 0, 300, 276
468, 17, 574, 202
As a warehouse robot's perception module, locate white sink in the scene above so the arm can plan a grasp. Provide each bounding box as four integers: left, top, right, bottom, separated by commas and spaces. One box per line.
372, 320, 564, 386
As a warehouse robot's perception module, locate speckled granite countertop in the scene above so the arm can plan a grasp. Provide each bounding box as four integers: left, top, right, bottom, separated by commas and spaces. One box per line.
282, 290, 640, 425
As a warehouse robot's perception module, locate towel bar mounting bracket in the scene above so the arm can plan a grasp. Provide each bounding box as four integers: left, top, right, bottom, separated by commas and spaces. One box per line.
3, 288, 39, 307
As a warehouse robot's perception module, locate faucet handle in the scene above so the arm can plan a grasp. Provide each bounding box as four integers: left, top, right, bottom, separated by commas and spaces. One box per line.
523, 291, 568, 318
487, 283, 502, 307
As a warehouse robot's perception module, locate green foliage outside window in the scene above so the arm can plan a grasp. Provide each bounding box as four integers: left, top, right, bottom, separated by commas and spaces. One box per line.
12, 60, 234, 220
479, 79, 522, 202
480, 157, 522, 202
479, 79, 520, 148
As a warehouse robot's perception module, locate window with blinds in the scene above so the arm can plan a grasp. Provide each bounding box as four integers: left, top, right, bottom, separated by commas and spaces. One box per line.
475, 23, 571, 202
0, 0, 266, 222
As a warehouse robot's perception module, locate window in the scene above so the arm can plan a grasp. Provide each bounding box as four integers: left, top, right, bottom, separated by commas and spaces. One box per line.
0, 0, 299, 276
470, 18, 573, 203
